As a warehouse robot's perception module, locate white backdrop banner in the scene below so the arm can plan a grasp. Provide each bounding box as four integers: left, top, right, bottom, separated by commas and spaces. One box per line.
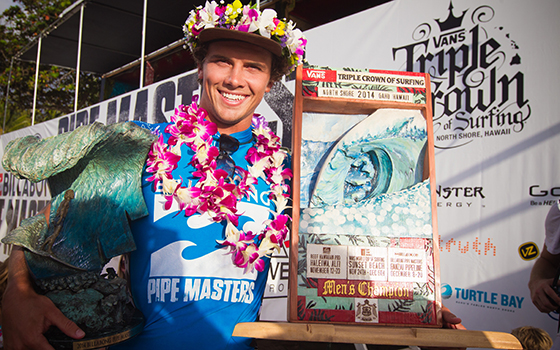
1, 0, 559, 338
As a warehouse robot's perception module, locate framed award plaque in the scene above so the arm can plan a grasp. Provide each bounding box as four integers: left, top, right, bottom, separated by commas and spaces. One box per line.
288, 64, 442, 327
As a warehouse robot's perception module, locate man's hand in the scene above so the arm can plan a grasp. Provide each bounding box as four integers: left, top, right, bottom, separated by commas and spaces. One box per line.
2, 282, 85, 349
441, 305, 465, 330
529, 244, 560, 314
2, 245, 84, 350
529, 276, 560, 313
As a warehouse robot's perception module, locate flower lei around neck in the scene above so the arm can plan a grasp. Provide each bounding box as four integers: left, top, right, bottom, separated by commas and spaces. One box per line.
146, 96, 292, 273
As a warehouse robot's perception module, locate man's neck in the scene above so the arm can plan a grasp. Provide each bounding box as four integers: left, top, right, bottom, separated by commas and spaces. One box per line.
215, 118, 253, 135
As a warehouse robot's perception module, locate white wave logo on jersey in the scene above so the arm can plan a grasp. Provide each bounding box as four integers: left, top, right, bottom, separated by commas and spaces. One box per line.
146, 191, 270, 304
153, 187, 270, 234
149, 240, 256, 280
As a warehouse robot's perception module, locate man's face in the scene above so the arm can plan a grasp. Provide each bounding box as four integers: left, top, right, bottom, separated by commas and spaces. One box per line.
198, 40, 274, 134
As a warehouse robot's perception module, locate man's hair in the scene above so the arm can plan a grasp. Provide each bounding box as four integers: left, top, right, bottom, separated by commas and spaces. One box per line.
511, 326, 553, 350
192, 41, 289, 83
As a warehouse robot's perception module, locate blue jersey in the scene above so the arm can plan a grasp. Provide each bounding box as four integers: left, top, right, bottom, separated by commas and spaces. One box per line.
113, 122, 273, 349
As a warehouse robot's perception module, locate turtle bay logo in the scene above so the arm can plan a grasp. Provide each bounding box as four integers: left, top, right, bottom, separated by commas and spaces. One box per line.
441, 283, 453, 299
442, 283, 525, 312
392, 2, 531, 149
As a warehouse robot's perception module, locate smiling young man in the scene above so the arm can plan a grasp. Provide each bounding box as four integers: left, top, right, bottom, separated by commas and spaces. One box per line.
1, 1, 306, 349
112, 16, 304, 346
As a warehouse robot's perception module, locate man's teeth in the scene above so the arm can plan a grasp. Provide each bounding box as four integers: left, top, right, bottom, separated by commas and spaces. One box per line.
222, 92, 245, 101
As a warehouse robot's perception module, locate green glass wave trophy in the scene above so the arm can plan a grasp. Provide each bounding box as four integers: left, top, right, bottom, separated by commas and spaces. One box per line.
2, 122, 156, 349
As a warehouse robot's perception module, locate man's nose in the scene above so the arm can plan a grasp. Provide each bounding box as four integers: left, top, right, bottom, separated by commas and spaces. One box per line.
225, 65, 244, 87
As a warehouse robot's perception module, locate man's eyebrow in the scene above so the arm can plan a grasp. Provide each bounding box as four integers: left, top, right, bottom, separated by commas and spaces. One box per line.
245, 60, 268, 70
207, 54, 268, 69
207, 54, 230, 62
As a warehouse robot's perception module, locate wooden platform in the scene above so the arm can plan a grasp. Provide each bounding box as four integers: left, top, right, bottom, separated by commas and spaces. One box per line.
233, 322, 522, 349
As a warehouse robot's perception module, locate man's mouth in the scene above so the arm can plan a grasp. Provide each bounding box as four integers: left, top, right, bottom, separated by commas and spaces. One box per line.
221, 91, 246, 102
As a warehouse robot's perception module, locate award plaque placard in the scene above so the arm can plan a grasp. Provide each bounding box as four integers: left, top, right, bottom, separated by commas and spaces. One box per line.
289, 64, 442, 327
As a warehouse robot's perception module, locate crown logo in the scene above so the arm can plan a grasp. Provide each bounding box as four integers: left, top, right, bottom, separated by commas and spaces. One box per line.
436, 2, 466, 32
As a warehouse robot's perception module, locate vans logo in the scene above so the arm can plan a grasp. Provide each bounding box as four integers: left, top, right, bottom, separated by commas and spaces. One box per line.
305, 70, 326, 79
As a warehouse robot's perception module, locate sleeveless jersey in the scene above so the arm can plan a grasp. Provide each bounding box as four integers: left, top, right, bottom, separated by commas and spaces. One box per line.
112, 122, 274, 349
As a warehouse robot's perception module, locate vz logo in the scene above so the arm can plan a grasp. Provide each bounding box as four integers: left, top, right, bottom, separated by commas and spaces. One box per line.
518, 242, 539, 261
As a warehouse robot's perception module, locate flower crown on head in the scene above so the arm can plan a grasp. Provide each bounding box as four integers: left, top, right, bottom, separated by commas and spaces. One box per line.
183, 0, 307, 75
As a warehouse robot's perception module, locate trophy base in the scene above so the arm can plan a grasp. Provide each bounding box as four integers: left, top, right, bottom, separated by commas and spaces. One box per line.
47, 309, 144, 350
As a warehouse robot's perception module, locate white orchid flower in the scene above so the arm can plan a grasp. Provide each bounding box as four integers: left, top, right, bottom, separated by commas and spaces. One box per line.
161, 177, 179, 196
256, 9, 276, 38
286, 27, 304, 54
200, 1, 220, 29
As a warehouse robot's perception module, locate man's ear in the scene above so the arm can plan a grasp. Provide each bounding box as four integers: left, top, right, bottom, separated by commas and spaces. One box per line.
265, 79, 274, 93
197, 64, 204, 82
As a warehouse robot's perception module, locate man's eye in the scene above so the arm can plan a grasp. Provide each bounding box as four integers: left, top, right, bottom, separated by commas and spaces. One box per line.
247, 65, 263, 71
212, 59, 230, 66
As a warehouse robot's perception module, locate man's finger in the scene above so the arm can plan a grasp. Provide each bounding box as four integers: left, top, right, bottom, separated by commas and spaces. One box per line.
49, 309, 85, 340
442, 311, 461, 323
